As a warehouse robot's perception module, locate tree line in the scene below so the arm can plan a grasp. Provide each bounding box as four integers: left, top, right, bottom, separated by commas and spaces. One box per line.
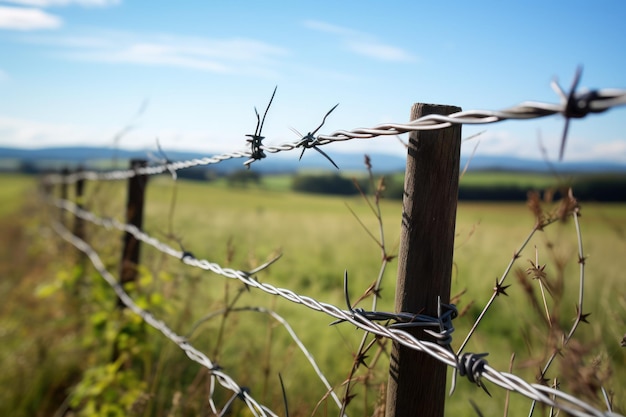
291, 172, 626, 202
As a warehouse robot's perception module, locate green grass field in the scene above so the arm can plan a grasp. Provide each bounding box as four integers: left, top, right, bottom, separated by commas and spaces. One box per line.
0, 172, 624, 416
0, 173, 37, 215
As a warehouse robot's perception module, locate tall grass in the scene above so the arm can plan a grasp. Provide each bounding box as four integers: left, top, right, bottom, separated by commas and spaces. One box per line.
0, 172, 624, 416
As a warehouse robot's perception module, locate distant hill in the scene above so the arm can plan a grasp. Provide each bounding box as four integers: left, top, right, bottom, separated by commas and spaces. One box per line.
1, 145, 625, 174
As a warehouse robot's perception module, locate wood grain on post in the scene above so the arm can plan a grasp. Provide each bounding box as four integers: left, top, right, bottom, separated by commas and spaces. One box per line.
117, 159, 148, 308
386, 103, 461, 417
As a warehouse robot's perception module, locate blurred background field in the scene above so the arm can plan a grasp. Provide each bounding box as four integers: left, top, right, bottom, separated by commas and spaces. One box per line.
0, 170, 624, 417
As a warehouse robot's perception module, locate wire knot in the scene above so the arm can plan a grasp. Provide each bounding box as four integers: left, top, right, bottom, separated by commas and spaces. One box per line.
458, 352, 487, 383
457, 352, 491, 396
565, 89, 604, 119
181, 251, 195, 262
297, 133, 318, 149
424, 302, 457, 347
237, 386, 250, 399
244, 134, 266, 166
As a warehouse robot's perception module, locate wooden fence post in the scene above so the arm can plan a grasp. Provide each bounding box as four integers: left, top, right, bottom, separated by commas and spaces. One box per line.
60, 167, 69, 225
386, 103, 461, 417
73, 166, 85, 243
117, 159, 148, 308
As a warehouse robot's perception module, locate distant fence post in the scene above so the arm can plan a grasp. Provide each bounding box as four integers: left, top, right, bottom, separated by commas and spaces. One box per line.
60, 167, 69, 225
73, 166, 85, 243
117, 159, 148, 308
386, 103, 461, 417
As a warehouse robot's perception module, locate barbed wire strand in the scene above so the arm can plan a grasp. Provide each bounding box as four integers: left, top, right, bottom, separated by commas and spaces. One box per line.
49, 196, 622, 417
42, 79, 626, 185
50, 220, 278, 417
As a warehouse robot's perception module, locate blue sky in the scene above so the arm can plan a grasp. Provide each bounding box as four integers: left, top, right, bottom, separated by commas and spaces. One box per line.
1, 1, 625, 164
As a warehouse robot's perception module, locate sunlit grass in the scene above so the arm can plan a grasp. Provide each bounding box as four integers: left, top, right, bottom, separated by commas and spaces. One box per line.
0, 173, 36, 216
140, 177, 626, 411
1, 172, 624, 416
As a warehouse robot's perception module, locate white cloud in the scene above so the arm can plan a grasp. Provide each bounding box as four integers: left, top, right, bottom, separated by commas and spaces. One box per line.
458, 129, 626, 163
0, 115, 98, 148
346, 40, 416, 62
590, 140, 626, 155
2, 0, 119, 7
559, 137, 626, 163
303, 19, 417, 62
463, 130, 524, 156
0, 5, 62, 30
0, 68, 8, 81
0, 115, 160, 151
88, 42, 231, 73
28, 31, 288, 76
0, 114, 247, 154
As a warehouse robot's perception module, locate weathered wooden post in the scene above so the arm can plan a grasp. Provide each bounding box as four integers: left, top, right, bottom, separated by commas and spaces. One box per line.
386, 103, 461, 417
73, 166, 85, 243
117, 159, 148, 308
60, 167, 69, 225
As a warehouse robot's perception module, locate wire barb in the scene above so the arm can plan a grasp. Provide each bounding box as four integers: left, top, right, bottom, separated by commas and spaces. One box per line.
551, 66, 610, 160
244, 86, 277, 168
294, 103, 340, 169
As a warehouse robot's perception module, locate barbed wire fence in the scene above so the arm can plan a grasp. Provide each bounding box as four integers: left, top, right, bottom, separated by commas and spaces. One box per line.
39, 68, 626, 417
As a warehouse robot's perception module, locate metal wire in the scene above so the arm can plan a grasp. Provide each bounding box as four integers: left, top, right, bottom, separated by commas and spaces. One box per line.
42, 77, 626, 185
50, 196, 622, 417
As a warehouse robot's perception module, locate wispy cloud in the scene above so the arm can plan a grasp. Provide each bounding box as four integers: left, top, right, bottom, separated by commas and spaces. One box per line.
2, 0, 119, 7
303, 19, 416, 62
0, 114, 244, 153
346, 40, 415, 62
0, 115, 161, 151
0, 5, 62, 30
564, 138, 626, 163
0, 68, 8, 81
0, 115, 97, 148
460, 129, 626, 163
24, 31, 289, 76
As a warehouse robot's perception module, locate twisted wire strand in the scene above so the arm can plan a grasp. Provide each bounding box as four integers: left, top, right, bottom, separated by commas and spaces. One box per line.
50, 220, 278, 417
50, 197, 621, 417
42, 86, 626, 185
